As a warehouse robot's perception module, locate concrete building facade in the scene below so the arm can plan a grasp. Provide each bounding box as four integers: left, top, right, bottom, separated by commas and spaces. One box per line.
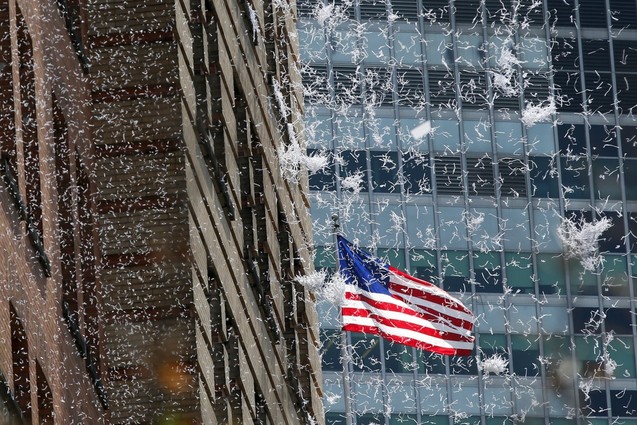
0, 0, 322, 423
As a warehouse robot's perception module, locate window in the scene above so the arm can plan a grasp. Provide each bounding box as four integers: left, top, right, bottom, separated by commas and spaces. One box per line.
339, 150, 368, 192
385, 341, 413, 374
418, 351, 446, 374
536, 253, 566, 294
350, 334, 382, 372
611, 390, 637, 417
560, 156, 589, 199
589, 125, 617, 157
441, 250, 470, 292
511, 335, 540, 376
572, 307, 603, 334
308, 149, 336, 191
474, 251, 502, 293
402, 151, 431, 195
370, 150, 399, 193
505, 253, 534, 293
409, 249, 438, 283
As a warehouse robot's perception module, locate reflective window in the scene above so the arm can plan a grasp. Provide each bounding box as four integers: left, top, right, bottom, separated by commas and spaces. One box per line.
536, 253, 566, 295
569, 259, 598, 296
540, 305, 570, 334
308, 149, 336, 191
527, 123, 555, 154
403, 151, 432, 195
332, 27, 358, 63
351, 334, 382, 372
502, 208, 531, 251
560, 156, 590, 199
438, 207, 468, 250
409, 249, 438, 283
558, 124, 586, 155
363, 30, 390, 64
601, 255, 629, 297
456, 34, 483, 68
611, 390, 637, 417
608, 336, 636, 378
394, 31, 423, 65
339, 149, 369, 192
405, 205, 436, 248
592, 158, 621, 199
385, 341, 414, 374
377, 248, 406, 270
621, 126, 637, 157
464, 120, 492, 153
511, 335, 541, 377
598, 211, 625, 253
495, 121, 523, 154
425, 32, 453, 66
371, 150, 399, 193
432, 119, 460, 153
505, 252, 534, 293
389, 413, 418, 425
321, 329, 343, 371
375, 204, 405, 244
367, 116, 396, 149
589, 125, 617, 157
529, 156, 559, 198
473, 251, 503, 293
418, 351, 446, 374
441, 250, 470, 292
518, 36, 549, 69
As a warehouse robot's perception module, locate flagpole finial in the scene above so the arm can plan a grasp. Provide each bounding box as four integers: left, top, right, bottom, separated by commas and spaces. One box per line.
331, 213, 340, 232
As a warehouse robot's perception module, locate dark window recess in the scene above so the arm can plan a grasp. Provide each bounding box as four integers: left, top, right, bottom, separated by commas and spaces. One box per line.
359, 1, 386, 20
589, 125, 617, 157
474, 267, 503, 293
370, 150, 399, 193
598, 210, 625, 253
449, 354, 478, 375
524, 75, 551, 102
363, 67, 393, 106
547, 0, 576, 28
499, 157, 528, 198
422, 0, 450, 22
560, 156, 589, 199
339, 149, 368, 192
558, 124, 587, 156
552, 37, 580, 71
434, 156, 463, 195
35, 362, 53, 424
621, 126, 637, 157
579, 0, 610, 28
611, 390, 637, 417
610, 0, 637, 28
458, 71, 488, 110
466, 156, 495, 197
616, 73, 637, 112
582, 39, 611, 71
529, 156, 559, 198
454, 0, 482, 24
444, 275, 469, 293
572, 307, 603, 334
428, 69, 456, 108
580, 389, 608, 417
553, 71, 583, 112
333, 66, 360, 105
307, 149, 335, 191
613, 39, 637, 71
402, 151, 432, 195
396, 68, 425, 107
55, 0, 89, 72
302, 65, 330, 104
604, 308, 633, 334
0, 373, 25, 424
585, 72, 614, 114
391, 0, 419, 21
512, 347, 540, 377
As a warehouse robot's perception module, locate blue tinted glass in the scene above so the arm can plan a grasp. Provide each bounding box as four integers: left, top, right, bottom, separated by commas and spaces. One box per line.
558, 124, 586, 155
371, 150, 399, 193
530, 156, 559, 198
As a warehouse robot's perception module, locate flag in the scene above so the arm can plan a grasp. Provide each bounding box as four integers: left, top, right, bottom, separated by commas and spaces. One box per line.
338, 235, 475, 356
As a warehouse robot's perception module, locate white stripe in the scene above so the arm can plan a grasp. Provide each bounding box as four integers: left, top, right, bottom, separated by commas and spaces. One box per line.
343, 314, 475, 352
343, 288, 473, 337
388, 272, 474, 322
387, 286, 473, 329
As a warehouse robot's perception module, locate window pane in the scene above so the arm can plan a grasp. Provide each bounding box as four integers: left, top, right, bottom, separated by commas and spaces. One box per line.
405, 205, 436, 248
495, 121, 524, 154
621, 125, 637, 157
321, 329, 343, 371
371, 150, 399, 193
438, 207, 468, 250
442, 250, 470, 292
558, 124, 586, 155
537, 253, 566, 295
351, 334, 382, 372
560, 156, 590, 199
592, 158, 621, 199
540, 305, 570, 334
529, 156, 559, 198
339, 149, 369, 192
368, 116, 396, 149
409, 249, 438, 283
569, 260, 598, 295
308, 149, 336, 191
611, 390, 637, 417
474, 251, 503, 293
589, 125, 617, 157
502, 208, 531, 251
425, 32, 452, 66
527, 123, 555, 154
377, 248, 406, 270
432, 119, 460, 153
385, 341, 414, 374
601, 255, 629, 297
402, 151, 432, 195
418, 351, 446, 374
624, 159, 637, 200
608, 336, 636, 378
505, 252, 534, 293
511, 335, 541, 376
394, 31, 423, 65
464, 120, 492, 153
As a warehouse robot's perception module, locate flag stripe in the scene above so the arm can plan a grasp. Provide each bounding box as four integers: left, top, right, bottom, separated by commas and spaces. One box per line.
343, 290, 473, 341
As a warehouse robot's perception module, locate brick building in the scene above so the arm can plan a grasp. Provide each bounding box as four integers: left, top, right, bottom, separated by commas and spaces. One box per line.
0, 0, 322, 423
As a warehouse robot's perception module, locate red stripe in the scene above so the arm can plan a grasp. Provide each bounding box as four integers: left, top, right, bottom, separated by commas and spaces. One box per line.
388, 266, 473, 315
345, 292, 471, 337
342, 323, 473, 356
387, 284, 472, 329
342, 306, 474, 343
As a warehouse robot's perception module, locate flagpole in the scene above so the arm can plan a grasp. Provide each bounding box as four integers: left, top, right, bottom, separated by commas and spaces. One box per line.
332, 214, 353, 425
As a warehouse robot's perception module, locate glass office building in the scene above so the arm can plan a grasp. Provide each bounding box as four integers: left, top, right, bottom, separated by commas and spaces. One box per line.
298, 1, 637, 424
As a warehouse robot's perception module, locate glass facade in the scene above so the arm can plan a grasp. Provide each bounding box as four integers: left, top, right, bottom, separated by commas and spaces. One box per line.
299, 1, 637, 424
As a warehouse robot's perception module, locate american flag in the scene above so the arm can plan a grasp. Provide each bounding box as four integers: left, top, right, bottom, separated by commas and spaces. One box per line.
338, 235, 475, 356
